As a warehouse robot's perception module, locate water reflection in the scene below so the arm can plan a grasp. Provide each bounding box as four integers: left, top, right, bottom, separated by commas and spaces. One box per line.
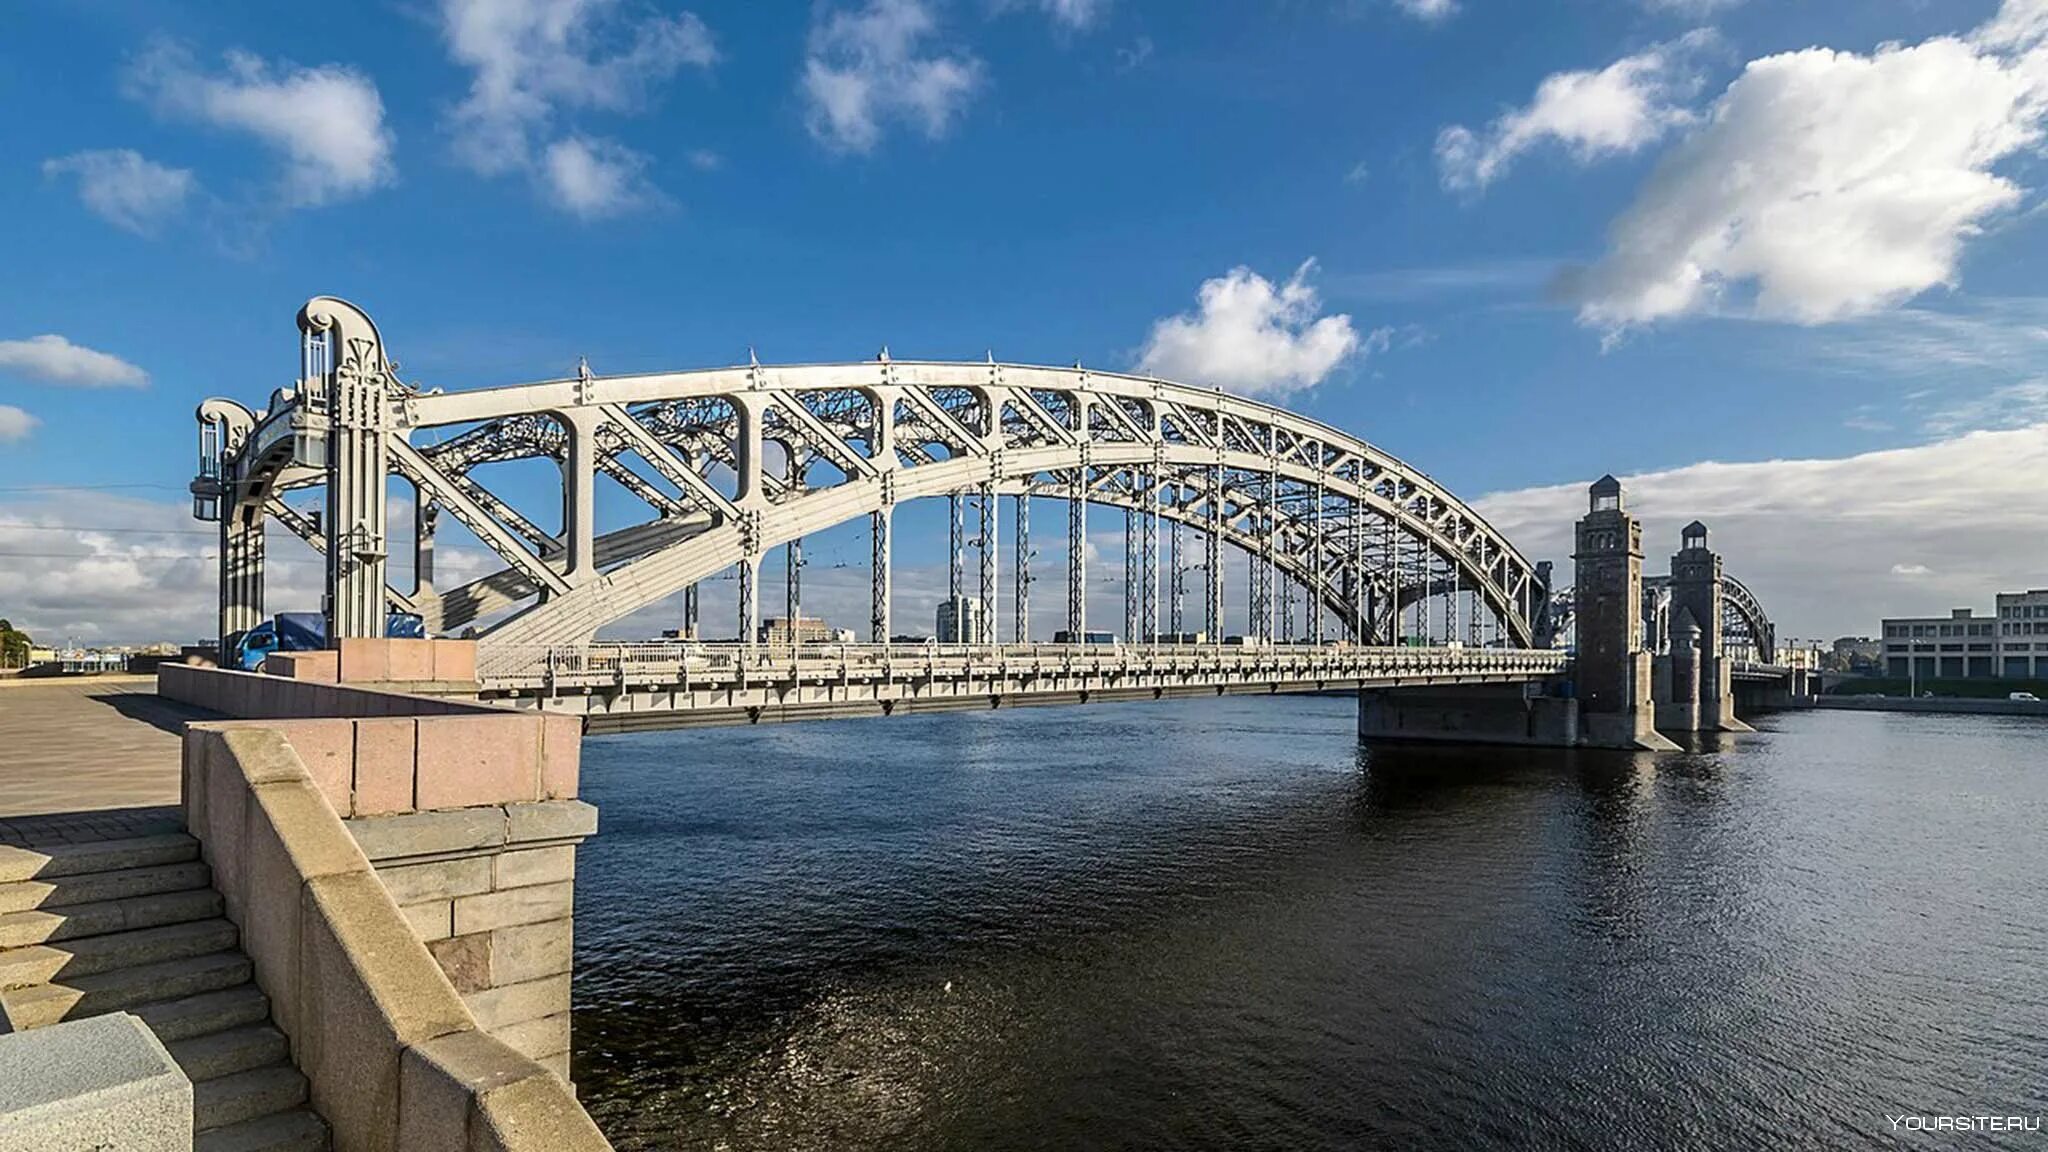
572, 700, 2048, 1151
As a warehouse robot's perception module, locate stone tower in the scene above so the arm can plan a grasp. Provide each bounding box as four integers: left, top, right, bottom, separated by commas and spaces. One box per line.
1572, 475, 1662, 748
1668, 520, 1746, 731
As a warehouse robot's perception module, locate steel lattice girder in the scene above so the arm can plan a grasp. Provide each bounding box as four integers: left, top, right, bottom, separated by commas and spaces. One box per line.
210, 312, 1548, 650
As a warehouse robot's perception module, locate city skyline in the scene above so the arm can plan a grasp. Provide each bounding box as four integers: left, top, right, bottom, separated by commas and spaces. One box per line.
4, 0, 2048, 643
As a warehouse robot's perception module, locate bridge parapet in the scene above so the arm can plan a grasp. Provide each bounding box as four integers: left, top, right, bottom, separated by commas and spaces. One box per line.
476, 640, 1571, 731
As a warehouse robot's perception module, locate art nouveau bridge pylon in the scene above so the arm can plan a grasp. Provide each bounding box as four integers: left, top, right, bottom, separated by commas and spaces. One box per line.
190, 297, 1556, 677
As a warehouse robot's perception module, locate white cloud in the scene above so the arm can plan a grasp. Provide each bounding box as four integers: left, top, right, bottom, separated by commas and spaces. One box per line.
802, 0, 984, 153
1640, 0, 1742, 14
0, 496, 301, 642
40, 150, 195, 234
542, 136, 658, 218
1393, 0, 1458, 21
1040, 0, 1107, 29
1566, 1, 2048, 332
1921, 378, 2048, 435
1437, 31, 1712, 193
439, 0, 715, 183
0, 493, 518, 644
0, 335, 148, 388
1136, 261, 1363, 396
127, 44, 394, 207
0, 407, 37, 445
1473, 424, 2048, 639
1327, 257, 1558, 302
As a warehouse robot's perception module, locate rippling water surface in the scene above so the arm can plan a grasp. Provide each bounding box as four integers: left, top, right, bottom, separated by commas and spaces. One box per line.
568, 699, 2048, 1150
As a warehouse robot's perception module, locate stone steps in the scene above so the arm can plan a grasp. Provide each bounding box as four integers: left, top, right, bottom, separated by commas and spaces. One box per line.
0, 859, 213, 914
133, 985, 273, 1044
195, 1064, 310, 1132
0, 916, 240, 989
0, 949, 253, 1030
0, 886, 223, 949
0, 832, 200, 883
0, 834, 331, 1151
195, 1108, 331, 1152
167, 1022, 290, 1082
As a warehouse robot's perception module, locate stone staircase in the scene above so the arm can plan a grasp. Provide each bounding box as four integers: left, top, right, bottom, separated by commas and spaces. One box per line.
0, 829, 330, 1152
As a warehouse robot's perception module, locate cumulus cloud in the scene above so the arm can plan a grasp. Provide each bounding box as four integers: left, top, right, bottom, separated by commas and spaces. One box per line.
1437, 30, 1712, 193
0, 335, 148, 388
439, 0, 715, 187
1473, 424, 2048, 639
1136, 261, 1364, 396
1566, 0, 2048, 332
41, 150, 195, 234
0, 496, 309, 643
0, 406, 38, 445
542, 135, 659, 218
802, 0, 984, 153
127, 44, 394, 207
0, 492, 521, 644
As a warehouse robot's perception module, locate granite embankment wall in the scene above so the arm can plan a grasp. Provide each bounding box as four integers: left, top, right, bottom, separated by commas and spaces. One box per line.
163, 662, 608, 1152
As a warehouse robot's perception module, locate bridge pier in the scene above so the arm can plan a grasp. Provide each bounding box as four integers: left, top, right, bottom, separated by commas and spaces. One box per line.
1358, 683, 1580, 747
1569, 476, 1678, 750
1655, 522, 1753, 734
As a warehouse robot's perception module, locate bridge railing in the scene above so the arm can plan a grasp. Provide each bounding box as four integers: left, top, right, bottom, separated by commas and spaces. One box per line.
475, 639, 1571, 691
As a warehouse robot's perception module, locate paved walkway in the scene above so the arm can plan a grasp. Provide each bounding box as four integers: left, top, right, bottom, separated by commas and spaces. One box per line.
0, 676, 206, 841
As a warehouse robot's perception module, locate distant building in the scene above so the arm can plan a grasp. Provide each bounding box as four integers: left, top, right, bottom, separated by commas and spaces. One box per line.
1825, 636, 1882, 674
1880, 590, 2048, 679
936, 596, 983, 644
757, 616, 833, 646
1996, 589, 2048, 677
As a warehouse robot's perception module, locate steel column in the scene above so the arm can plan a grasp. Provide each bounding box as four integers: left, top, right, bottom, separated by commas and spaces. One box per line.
870, 507, 891, 642
564, 415, 598, 581
978, 481, 998, 644
738, 557, 757, 649
1124, 500, 1140, 643
1206, 464, 1223, 642
949, 493, 965, 602
1169, 512, 1186, 636
683, 582, 699, 639
1013, 493, 1030, 642
1351, 493, 1367, 643
1140, 469, 1158, 644
1309, 476, 1324, 643
786, 535, 803, 645
414, 497, 437, 596
219, 497, 265, 654
312, 317, 391, 641
1067, 465, 1086, 638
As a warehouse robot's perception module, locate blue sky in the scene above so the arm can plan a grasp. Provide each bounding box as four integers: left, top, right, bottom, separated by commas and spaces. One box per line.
4, 0, 2048, 643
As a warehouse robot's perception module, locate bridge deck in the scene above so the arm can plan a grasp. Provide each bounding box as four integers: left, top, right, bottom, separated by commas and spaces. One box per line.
480, 641, 1572, 733
0, 677, 202, 835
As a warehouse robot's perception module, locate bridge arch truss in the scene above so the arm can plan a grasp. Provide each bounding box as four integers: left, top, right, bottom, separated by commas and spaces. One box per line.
195, 298, 1550, 667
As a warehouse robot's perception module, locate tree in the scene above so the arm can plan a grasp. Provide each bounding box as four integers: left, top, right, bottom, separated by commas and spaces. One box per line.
0, 618, 32, 669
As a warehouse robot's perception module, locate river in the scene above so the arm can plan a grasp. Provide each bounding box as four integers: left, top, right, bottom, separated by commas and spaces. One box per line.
566, 698, 2048, 1150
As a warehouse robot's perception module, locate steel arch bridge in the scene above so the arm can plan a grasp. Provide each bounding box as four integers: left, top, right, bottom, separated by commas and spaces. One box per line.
193, 298, 1556, 687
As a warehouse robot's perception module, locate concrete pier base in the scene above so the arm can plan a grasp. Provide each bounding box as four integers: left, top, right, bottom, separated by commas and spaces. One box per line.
1359, 684, 1679, 751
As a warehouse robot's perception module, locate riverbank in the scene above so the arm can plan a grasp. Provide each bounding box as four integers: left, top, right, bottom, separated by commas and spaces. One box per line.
1806, 694, 2048, 719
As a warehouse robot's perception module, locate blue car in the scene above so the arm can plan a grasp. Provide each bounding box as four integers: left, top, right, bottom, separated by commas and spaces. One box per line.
232, 611, 426, 671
